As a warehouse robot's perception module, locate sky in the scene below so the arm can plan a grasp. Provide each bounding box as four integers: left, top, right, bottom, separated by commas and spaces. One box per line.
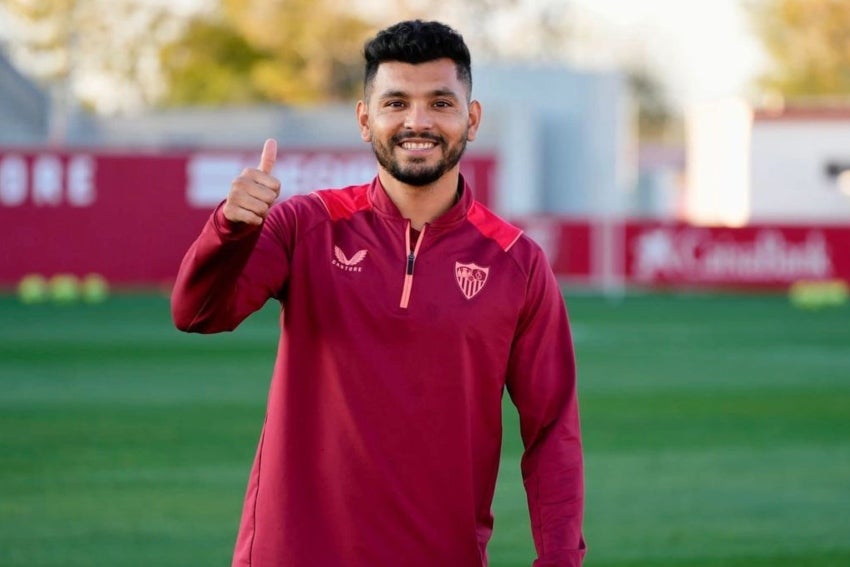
565, 0, 767, 111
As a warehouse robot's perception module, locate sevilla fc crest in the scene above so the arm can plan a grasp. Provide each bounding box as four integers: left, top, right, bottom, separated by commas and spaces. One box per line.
455, 262, 489, 300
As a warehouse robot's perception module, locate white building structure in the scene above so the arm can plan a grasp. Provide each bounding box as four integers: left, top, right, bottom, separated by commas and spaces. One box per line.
750, 108, 850, 223
0, 52, 48, 145
686, 101, 850, 225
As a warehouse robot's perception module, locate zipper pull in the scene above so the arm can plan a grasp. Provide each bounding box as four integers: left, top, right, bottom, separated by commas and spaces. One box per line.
406, 253, 415, 275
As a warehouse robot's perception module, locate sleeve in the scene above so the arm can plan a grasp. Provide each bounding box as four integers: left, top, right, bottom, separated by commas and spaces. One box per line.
170, 199, 299, 333
505, 249, 586, 567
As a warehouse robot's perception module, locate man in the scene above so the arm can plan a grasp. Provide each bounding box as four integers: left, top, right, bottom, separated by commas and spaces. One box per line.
172, 19, 585, 567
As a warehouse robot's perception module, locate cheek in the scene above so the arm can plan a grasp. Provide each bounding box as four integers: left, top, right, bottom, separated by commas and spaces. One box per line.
368, 116, 395, 138
444, 121, 470, 142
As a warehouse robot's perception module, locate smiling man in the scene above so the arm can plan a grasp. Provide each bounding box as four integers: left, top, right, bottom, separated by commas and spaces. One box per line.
171, 20, 585, 567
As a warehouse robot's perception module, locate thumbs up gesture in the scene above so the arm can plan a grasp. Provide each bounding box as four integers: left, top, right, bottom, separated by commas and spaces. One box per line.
223, 139, 281, 225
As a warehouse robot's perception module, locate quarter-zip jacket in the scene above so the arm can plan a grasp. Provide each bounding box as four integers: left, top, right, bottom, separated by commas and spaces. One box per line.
171, 176, 585, 567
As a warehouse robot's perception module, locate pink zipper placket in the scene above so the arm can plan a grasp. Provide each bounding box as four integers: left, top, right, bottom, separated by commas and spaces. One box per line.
400, 221, 427, 309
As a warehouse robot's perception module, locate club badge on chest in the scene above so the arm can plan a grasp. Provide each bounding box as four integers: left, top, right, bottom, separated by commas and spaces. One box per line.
455, 262, 489, 299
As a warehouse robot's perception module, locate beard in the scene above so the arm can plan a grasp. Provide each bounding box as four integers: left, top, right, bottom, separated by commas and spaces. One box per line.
371, 130, 468, 187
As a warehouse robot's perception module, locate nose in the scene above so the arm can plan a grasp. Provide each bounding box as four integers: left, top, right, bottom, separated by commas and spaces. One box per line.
403, 103, 433, 131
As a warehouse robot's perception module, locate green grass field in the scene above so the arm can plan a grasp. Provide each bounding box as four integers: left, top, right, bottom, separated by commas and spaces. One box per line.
1, 292, 849, 566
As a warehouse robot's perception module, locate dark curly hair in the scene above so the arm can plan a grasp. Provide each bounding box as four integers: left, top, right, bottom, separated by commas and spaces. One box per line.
363, 20, 472, 98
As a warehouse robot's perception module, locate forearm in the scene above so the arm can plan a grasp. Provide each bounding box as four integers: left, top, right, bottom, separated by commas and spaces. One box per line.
522, 409, 585, 565
511, 348, 586, 565
171, 206, 263, 333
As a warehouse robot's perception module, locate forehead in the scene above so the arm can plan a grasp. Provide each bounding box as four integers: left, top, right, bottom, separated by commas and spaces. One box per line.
371, 58, 467, 97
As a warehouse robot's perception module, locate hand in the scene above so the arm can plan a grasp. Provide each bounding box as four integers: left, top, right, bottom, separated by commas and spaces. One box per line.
222, 138, 281, 226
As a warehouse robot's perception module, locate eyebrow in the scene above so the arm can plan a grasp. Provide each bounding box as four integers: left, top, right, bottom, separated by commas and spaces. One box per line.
378, 88, 460, 100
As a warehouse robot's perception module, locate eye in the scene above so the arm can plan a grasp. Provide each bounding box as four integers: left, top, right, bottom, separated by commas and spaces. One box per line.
433, 100, 453, 108
384, 100, 406, 108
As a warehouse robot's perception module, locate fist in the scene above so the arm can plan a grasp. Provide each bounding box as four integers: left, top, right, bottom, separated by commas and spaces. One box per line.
223, 138, 281, 225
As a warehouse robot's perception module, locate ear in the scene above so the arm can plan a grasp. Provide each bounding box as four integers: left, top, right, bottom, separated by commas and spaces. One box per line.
466, 100, 482, 142
356, 100, 371, 142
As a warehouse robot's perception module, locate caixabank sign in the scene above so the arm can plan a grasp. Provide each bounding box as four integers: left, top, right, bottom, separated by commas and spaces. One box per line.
512, 219, 850, 289
625, 223, 850, 288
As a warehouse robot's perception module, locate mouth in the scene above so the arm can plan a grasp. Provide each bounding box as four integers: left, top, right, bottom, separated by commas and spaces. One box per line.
399, 141, 438, 151
393, 134, 442, 155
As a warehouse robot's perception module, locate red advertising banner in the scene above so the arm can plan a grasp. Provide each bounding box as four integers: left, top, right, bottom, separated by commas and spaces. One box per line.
3, 149, 848, 290
514, 216, 593, 281
624, 221, 850, 288
513, 219, 850, 288
0, 149, 496, 285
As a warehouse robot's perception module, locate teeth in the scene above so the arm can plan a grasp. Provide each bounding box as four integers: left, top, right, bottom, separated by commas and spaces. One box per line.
401, 142, 436, 150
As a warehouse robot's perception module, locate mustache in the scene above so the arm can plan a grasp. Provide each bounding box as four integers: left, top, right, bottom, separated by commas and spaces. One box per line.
391, 132, 444, 145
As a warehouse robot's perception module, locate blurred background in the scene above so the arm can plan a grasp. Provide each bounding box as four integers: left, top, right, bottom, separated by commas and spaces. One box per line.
1, 1, 848, 566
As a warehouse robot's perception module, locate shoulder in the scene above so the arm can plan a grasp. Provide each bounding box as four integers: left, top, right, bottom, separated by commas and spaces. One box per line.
265, 183, 372, 237
466, 202, 553, 281
466, 201, 546, 265
311, 184, 372, 221
466, 201, 524, 253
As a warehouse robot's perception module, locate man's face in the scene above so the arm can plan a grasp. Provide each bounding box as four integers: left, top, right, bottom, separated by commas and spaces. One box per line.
357, 58, 481, 187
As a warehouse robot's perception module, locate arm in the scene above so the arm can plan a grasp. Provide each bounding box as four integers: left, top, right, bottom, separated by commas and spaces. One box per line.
505, 251, 586, 566
171, 139, 293, 333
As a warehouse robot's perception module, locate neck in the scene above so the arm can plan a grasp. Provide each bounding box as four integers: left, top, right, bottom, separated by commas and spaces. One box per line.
378, 168, 460, 230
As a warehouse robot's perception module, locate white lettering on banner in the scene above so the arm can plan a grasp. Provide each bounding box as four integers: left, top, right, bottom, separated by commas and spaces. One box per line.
187, 155, 243, 207
186, 152, 376, 208
276, 154, 375, 198
67, 155, 96, 206
33, 155, 63, 205
0, 155, 27, 206
633, 228, 833, 282
0, 153, 96, 207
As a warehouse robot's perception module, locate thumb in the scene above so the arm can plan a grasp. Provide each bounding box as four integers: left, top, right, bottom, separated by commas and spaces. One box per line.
258, 138, 277, 174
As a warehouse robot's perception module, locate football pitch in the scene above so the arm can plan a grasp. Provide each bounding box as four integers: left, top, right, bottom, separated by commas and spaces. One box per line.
1, 292, 848, 566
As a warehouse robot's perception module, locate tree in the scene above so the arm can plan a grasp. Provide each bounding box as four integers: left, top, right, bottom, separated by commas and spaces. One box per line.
0, 0, 181, 114
159, 18, 269, 106
159, 0, 372, 106
746, 0, 850, 98
0, 0, 372, 111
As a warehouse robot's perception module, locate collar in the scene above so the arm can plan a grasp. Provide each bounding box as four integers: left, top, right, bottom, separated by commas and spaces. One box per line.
367, 173, 474, 228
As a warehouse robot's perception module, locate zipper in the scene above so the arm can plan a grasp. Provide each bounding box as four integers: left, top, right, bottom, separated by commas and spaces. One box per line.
400, 221, 426, 309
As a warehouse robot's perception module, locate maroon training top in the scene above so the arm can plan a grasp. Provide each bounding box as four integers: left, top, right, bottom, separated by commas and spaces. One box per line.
171, 176, 585, 567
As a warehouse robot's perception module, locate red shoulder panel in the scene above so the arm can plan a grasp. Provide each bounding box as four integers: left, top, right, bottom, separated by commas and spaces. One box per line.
312, 185, 371, 221
467, 202, 523, 252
